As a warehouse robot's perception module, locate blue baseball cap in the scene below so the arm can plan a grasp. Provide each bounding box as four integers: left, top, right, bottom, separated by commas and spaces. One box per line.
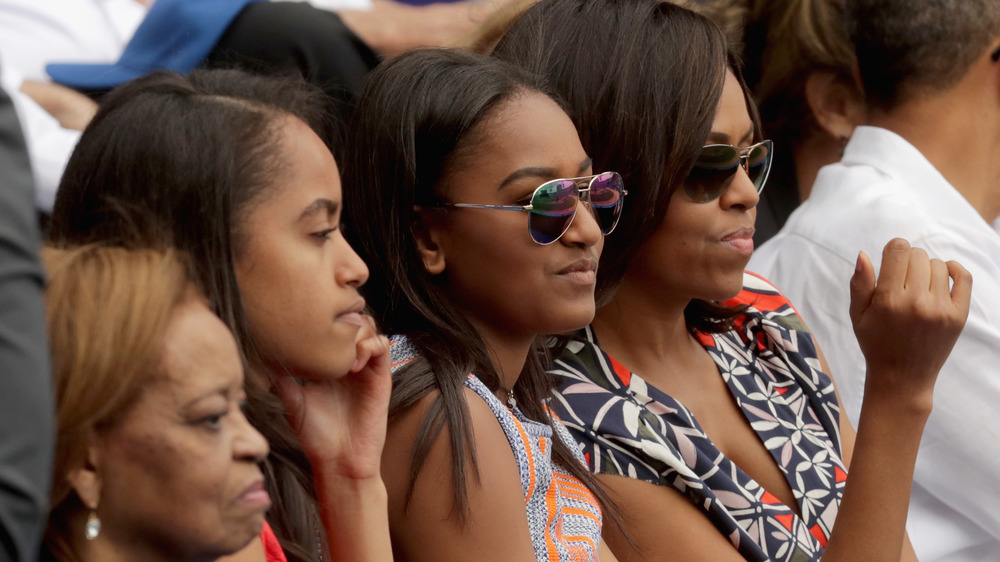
47, 0, 263, 90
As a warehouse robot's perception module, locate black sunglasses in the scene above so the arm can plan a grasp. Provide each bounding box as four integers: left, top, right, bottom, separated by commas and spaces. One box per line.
992, 44, 1000, 63
684, 140, 773, 203
432, 172, 627, 245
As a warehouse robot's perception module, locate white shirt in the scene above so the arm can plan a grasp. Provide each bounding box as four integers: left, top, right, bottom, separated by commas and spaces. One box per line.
0, 0, 144, 82
0, 54, 79, 212
0, 0, 143, 211
0, 0, 371, 211
750, 126, 1000, 562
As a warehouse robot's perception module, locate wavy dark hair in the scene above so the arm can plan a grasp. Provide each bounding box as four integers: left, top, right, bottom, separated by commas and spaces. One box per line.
494, 0, 761, 332
49, 69, 336, 562
342, 48, 617, 520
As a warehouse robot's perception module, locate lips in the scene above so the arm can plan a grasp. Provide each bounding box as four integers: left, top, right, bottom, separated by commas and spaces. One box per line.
238, 479, 271, 509
557, 257, 598, 275
556, 257, 598, 284
334, 297, 366, 326
721, 227, 755, 255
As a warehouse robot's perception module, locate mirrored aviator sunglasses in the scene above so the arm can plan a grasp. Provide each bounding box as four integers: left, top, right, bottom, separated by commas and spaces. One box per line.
437, 171, 627, 245
684, 139, 773, 203
527, 171, 627, 244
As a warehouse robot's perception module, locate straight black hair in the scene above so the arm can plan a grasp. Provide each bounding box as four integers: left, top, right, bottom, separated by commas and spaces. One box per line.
342, 48, 618, 520
494, 0, 760, 333
49, 69, 336, 562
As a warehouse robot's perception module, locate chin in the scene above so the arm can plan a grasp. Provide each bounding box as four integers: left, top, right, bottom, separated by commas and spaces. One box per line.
545, 308, 596, 334
219, 517, 266, 556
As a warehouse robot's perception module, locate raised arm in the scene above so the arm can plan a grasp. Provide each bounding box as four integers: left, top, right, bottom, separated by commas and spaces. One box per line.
275, 317, 393, 561
0, 74, 54, 562
819, 238, 971, 561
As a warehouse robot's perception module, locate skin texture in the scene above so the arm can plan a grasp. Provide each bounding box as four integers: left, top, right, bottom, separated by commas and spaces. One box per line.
384, 91, 616, 561
18, 79, 99, 131
591, 71, 971, 561
235, 115, 393, 561
418, 91, 605, 386
622, 72, 760, 306
337, 0, 518, 57
72, 301, 270, 562
236, 115, 371, 381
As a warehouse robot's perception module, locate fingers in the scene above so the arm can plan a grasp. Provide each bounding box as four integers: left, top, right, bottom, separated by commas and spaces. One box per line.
849, 250, 876, 323
947, 260, 973, 315
929, 258, 950, 297
855, 238, 972, 324
904, 247, 930, 291
351, 314, 390, 373
352, 333, 391, 373
874, 237, 912, 290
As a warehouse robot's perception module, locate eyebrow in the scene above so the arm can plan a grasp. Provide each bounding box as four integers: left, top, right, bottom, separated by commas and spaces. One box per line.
497, 157, 593, 190
298, 198, 340, 221
181, 387, 231, 411
706, 125, 755, 145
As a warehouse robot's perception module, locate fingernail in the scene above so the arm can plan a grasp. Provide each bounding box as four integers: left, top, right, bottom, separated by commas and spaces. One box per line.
351, 358, 360, 371
856, 252, 863, 273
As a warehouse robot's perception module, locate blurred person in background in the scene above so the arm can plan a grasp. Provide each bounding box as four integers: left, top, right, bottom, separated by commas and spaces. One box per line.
0, 66, 53, 562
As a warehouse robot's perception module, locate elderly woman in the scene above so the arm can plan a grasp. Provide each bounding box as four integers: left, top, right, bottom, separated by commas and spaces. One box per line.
41, 245, 273, 562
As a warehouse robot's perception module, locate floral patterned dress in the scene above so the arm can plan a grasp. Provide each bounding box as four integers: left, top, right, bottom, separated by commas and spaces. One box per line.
549, 272, 847, 561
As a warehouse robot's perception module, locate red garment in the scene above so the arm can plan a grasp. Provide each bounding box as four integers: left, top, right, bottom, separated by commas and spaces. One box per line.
260, 520, 289, 562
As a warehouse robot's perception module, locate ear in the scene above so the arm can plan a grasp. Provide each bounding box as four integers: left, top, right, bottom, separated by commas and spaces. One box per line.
411, 207, 446, 275
67, 442, 103, 511
805, 70, 866, 140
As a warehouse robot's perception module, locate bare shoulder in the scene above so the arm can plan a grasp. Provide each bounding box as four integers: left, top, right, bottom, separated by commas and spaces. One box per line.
382, 383, 537, 562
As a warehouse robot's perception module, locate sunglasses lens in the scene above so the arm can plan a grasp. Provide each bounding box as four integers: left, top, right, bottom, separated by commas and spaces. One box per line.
529, 179, 578, 244
589, 172, 625, 235
685, 145, 740, 203
746, 140, 773, 192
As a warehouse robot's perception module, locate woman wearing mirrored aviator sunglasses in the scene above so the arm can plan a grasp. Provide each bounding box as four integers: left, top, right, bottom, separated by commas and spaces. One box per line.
342, 48, 625, 561
495, 1, 971, 561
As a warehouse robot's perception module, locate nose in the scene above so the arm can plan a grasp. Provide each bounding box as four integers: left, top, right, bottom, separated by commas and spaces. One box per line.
559, 195, 603, 248
234, 409, 269, 463
335, 236, 370, 288
719, 165, 760, 210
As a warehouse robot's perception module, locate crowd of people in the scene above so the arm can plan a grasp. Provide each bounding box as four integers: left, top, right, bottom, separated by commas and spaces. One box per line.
0, 0, 997, 561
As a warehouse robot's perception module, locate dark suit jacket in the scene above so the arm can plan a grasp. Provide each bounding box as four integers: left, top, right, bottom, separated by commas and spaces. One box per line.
0, 66, 54, 562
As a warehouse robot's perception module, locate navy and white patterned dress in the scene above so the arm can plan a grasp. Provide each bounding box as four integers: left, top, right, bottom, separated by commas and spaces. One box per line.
549, 272, 847, 561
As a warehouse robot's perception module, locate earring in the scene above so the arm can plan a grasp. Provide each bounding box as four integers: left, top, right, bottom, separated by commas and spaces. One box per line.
85, 511, 101, 540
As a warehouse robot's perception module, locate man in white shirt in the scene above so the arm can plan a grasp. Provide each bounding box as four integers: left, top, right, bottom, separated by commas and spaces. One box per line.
749, 1, 1000, 560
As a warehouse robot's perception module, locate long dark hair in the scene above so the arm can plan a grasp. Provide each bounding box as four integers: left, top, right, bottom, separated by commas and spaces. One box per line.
49, 69, 336, 562
494, 0, 760, 332
342, 48, 616, 519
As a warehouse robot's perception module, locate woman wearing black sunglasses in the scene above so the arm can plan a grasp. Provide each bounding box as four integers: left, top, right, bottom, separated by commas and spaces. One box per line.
342, 49, 626, 561
494, 1, 971, 561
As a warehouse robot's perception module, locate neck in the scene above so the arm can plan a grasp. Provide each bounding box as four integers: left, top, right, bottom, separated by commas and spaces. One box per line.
792, 130, 845, 201
592, 272, 698, 370
466, 319, 533, 393
868, 65, 1000, 222
64, 510, 216, 562
71, 533, 213, 562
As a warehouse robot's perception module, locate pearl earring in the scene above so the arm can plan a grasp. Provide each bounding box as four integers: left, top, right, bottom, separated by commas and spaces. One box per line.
85, 511, 101, 540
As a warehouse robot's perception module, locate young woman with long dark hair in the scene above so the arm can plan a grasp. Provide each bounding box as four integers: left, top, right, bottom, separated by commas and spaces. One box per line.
343, 48, 626, 561
494, 1, 971, 560
49, 69, 391, 562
